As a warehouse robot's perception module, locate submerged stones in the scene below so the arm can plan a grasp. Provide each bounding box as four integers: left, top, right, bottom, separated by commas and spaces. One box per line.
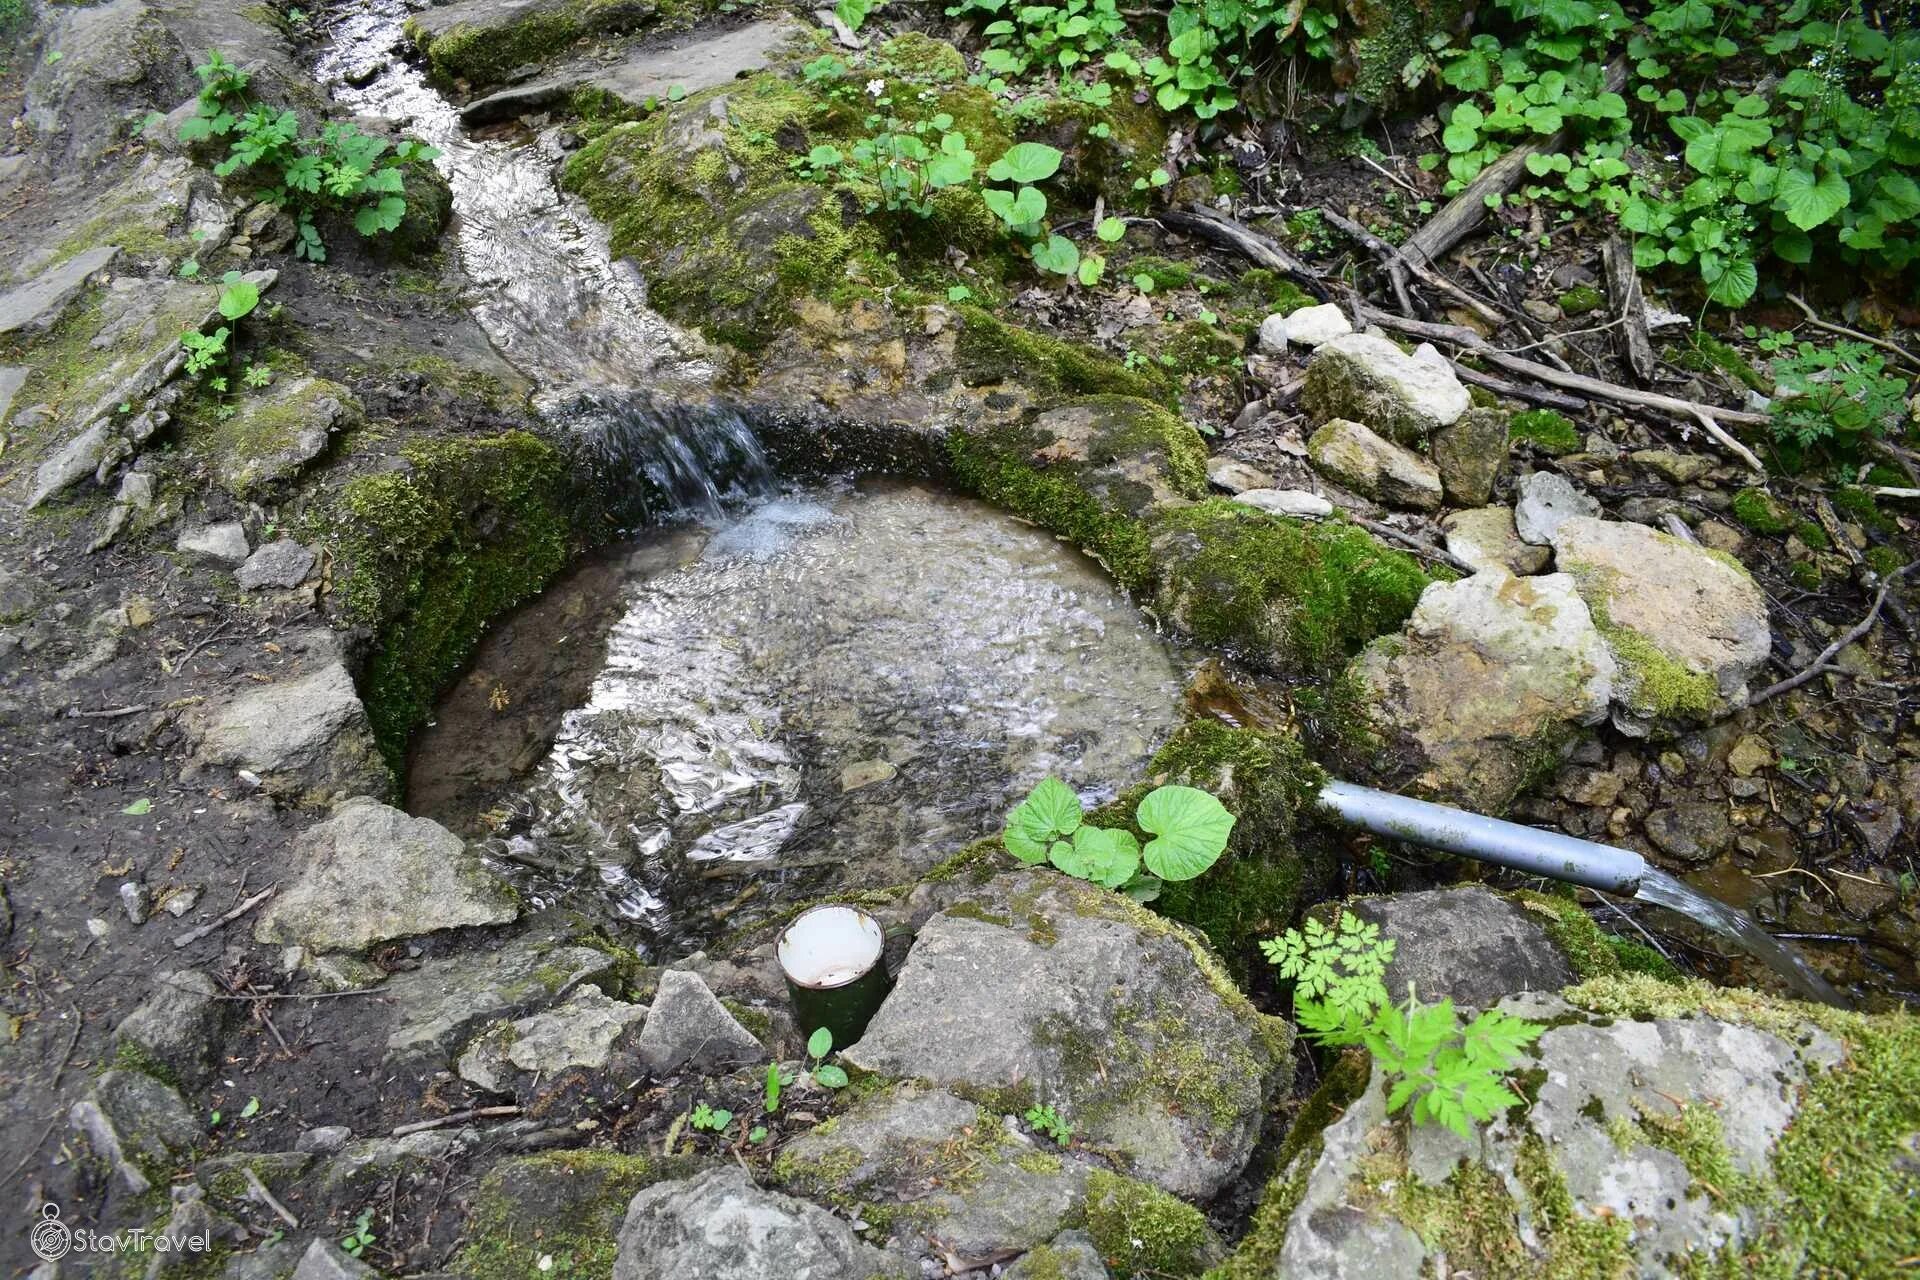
1302, 333, 1470, 445
844, 870, 1289, 1198
254, 798, 518, 953
1354, 569, 1616, 811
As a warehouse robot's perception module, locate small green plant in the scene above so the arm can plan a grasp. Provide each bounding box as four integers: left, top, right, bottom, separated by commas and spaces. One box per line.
1002, 777, 1234, 900
690, 1102, 733, 1133
807, 1027, 849, 1089
764, 1061, 782, 1113
1263, 910, 1544, 1139
1023, 1103, 1074, 1143
341, 1209, 377, 1259
1756, 331, 1911, 452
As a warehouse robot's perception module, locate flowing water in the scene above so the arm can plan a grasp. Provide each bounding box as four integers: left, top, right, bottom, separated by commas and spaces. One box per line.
1632, 867, 1849, 1007
456, 480, 1188, 955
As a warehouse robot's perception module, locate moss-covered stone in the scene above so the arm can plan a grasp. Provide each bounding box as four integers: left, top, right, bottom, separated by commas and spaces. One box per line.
309, 431, 586, 768
1150, 500, 1434, 673
1729, 487, 1793, 534
454, 1149, 708, 1280
1557, 284, 1605, 316
1512, 889, 1683, 983
407, 0, 660, 88
1507, 408, 1581, 456
952, 306, 1173, 404
1082, 1168, 1221, 1278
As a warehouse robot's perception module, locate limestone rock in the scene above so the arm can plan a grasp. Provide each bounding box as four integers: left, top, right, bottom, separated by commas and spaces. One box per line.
844, 871, 1288, 1198
1307, 419, 1442, 510
1548, 516, 1772, 724
451, 1150, 709, 1279
1633, 448, 1712, 485
383, 937, 620, 1063
1005, 1232, 1109, 1280
1302, 333, 1470, 445
1346, 888, 1575, 1007
1252, 987, 1865, 1280
410, 0, 664, 88
1645, 803, 1733, 866
1259, 302, 1352, 353
177, 521, 251, 566
211, 376, 360, 496
1430, 409, 1509, 507
68, 1069, 201, 1196
0, 246, 119, 334
1234, 487, 1334, 518
632, 969, 765, 1075
1441, 507, 1550, 576
777, 1084, 1087, 1257
236, 539, 317, 590
1353, 570, 1616, 811
115, 969, 229, 1088
613, 1166, 912, 1280
1513, 471, 1599, 545
254, 798, 518, 952
1206, 455, 1276, 493
188, 663, 391, 802
292, 1242, 379, 1280
457, 984, 648, 1094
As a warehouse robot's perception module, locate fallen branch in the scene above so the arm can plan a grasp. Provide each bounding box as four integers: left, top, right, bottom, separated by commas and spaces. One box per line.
1749, 561, 1917, 704
1784, 293, 1920, 373
1346, 515, 1475, 574
1358, 308, 1768, 472
243, 1167, 300, 1229
172, 885, 275, 949
1400, 60, 1627, 269
1320, 206, 1504, 328
1156, 206, 1327, 298
392, 1106, 521, 1138
1452, 364, 1588, 412
1601, 237, 1655, 384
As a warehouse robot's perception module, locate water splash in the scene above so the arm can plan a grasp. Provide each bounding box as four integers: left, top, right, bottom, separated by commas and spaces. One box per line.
1633, 867, 1848, 1007
558, 393, 777, 524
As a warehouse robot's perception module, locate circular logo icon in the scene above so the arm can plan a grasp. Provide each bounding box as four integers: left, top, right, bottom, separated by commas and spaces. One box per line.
31, 1203, 71, 1262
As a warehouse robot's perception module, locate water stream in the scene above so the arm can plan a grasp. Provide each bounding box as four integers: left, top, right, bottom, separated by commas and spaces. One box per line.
1632, 867, 1848, 1007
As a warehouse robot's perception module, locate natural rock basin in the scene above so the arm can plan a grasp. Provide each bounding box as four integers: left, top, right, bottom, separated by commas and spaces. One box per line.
414, 479, 1190, 956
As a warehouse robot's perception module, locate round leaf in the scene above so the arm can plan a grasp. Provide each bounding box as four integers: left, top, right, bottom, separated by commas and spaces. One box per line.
807, 1026, 833, 1059
987, 141, 1064, 184
1003, 777, 1082, 862
1049, 825, 1140, 888
1136, 784, 1235, 881
814, 1064, 849, 1089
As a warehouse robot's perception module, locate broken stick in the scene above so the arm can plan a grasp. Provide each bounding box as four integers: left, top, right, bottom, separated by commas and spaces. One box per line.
1601, 236, 1655, 385
1156, 206, 1327, 298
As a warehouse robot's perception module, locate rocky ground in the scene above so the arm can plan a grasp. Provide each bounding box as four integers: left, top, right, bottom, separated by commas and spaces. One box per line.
0, 0, 1916, 1277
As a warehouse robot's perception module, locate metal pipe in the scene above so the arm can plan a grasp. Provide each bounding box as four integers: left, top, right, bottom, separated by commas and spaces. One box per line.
1317, 779, 1648, 894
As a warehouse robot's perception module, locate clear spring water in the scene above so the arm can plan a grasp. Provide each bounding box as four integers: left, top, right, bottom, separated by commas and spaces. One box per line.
1632, 867, 1848, 1006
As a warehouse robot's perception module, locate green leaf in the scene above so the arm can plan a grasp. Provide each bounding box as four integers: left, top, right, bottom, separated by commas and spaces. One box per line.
1135, 784, 1234, 880
1095, 216, 1126, 242
1050, 825, 1140, 887
1132, 272, 1155, 293
1076, 253, 1105, 286
1030, 233, 1080, 276
814, 1064, 849, 1089
218, 279, 260, 322
1704, 256, 1758, 308
1776, 166, 1851, 231
987, 141, 1065, 184
240, 1097, 261, 1119
807, 1027, 833, 1059
122, 798, 152, 815
1003, 777, 1081, 862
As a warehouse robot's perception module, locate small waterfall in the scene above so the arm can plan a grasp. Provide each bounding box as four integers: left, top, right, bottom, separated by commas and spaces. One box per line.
1633, 867, 1848, 1007
557, 392, 779, 524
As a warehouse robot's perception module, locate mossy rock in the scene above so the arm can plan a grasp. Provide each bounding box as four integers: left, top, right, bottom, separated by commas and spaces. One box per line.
1149, 500, 1434, 674
1507, 409, 1580, 456
454, 1149, 709, 1280
308, 431, 587, 768
1081, 1168, 1222, 1278
407, 0, 661, 89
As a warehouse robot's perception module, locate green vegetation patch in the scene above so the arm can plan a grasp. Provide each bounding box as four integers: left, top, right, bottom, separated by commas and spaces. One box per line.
1083, 1168, 1219, 1278
454, 1150, 707, 1280
1507, 409, 1581, 456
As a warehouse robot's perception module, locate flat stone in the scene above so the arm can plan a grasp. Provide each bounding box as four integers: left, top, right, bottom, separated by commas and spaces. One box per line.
1258, 302, 1352, 353
1726, 734, 1773, 778
845, 871, 1286, 1198
1302, 332, 1470, 445
212, 376, 359, 496
1206, 455, 1276, 493
383, 936, 620, 1063
1308, 418, 1442, 510
292, 1241, 380, 1280
0, 365, 27, 424
1549, 516, 1772, 723
115, 969, 229, 1088
176, 521, 251, 566
1442, 507, 1550, 576
235, 539, 316, 590
1513, 470, 1599, 545
1347, 887, 1575, 1008
1644, 803, 1733, 866
1632, 449, 1713, 485
68, 1069, 201, 1196
614, 1166, 912, 1280
457, 984, 648, 1093
1354, 570, 1615, 811
632, 969, 765, 1075
1234, 487, 1334, 518
0, 245, 118, 334
254, 798, 518, 952
189, 662, 390, 802
1431, 409, 1509, 507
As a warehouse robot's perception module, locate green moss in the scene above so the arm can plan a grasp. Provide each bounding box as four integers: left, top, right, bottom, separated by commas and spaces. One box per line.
1128, 255, 1196, 292
1729, 488, 1792, 535
1233, 269, 1314, 315
952, 306, 1172, 403
1083, 1168, 1218, 1279
718, 999, 773, 1042
1151, 500, 1433, 673
1787, 560, 1822, 590
1206, 1051, 1373, 1280
311, 432, 585, 768
107, 1038, 180, 1090
1791, 519, 1830, 550
874, 32, 969, 84
1557, 284, 1605, 316
1144, 720, 1328, 970
409, 0, 658, 88
1568, 567, 1721, 722
1832, 485, 1895, 534
1513, 890, 1683, 984
1865, 544, 1906, 577
1679, 333, 1770, 393
1508, 409, 1581, 456
923, 837, 1013, 886
454, 1150, 707, 1280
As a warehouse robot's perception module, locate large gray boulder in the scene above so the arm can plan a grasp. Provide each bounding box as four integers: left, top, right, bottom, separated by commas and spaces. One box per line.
1353, 570, 1616, 811
188, 662, 391, 803
613, 1166, 913, 1280
1250, 983, 1881, 1280
1345, 888, 1575, 1008
1548, 516, 1771, 726
844, 871, 1289, 1198
1302, 333, 1470, 445
1307, 418, 1442, 510
254, 798, 518, 952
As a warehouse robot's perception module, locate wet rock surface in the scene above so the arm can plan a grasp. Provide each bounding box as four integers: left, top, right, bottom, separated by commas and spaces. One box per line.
1346, 887, 1576, 1006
